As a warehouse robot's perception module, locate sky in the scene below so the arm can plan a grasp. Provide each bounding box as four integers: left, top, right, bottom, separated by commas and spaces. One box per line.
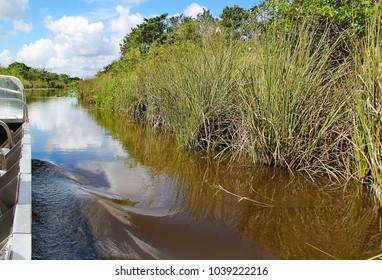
0, 0, 259, 78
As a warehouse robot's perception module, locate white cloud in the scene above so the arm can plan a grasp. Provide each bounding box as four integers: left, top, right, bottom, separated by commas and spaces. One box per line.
13, 19, 32, 33
16, 38, 55, 68
109, 6, 143, 36
108, 5, 144, 53
0, 50, 13, 67
44, 15, 108, 57
14, 8, 146, 78
8, 3, 158, 77
16, 15, 117, 77
0, 0, 31, 34
183, 2, 207, 18
0, 0, 28, 21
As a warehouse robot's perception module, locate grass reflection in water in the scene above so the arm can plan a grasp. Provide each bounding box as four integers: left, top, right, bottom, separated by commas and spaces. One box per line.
86, 107, 382, 260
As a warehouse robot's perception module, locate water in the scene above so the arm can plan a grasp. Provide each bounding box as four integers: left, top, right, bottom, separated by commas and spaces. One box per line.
28, 89, 382, 260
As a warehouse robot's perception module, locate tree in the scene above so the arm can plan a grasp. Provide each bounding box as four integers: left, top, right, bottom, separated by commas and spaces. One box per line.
252, 0, 376, 36
120, 14, 168, 55
196, 9, 217, 38
0, 62, 80, 88
251, 0, 380, 60
7, 62, 31, 78
220, 5, 251, 39
166, 10, 215, 44
165, 15, 200, 43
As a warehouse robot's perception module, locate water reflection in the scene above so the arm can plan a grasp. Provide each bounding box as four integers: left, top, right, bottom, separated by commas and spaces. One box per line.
28, 90, 382, 259
76, 161, 178, 210
89, 108, 382, 260
28, 90, 126, 166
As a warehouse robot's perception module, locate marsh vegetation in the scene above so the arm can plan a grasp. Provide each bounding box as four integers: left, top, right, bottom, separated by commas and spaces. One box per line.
79, 1, 382, 203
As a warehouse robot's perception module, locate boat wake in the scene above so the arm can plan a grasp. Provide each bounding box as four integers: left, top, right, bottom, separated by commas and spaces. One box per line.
32, 159, 262, 260
32, 159, 169, 259
32, 159, 101, 259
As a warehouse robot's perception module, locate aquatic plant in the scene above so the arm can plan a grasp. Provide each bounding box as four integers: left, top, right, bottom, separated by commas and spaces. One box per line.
350, 11, 382, 202
140, 37, 241, 151
238, 24, 348, 176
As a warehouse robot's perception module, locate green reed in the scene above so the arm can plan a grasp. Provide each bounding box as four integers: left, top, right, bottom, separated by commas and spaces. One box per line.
351, 11, 382, 202
239, 24, 348, 176
80, 73, 140, 114
140, 38, 241, 151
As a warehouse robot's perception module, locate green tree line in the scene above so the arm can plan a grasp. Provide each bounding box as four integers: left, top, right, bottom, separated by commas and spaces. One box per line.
0, 62, 81, 89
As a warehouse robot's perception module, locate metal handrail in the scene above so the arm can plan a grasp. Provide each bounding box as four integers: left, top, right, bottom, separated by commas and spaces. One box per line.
0, 98, 29, 122
0, 75, 24, 93
0, 148, 6, 172
0, 87, 23, 96
0, 120, 13, 149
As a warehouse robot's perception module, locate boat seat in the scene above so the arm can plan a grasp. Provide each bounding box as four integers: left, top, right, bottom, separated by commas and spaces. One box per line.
1, 126, 23, 172
4, 141, 22, 170
1, 128, 23, 148
0, 162, 20, 192
0, 201, 5, 216
0, 176, 18, 214
0, 206, 14, 245
0, 149, 6, 174
0, 121, 13, 149
0, 121, 23, 148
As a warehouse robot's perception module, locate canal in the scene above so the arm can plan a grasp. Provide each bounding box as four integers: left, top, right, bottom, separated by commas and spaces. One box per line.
27, 89, 382, 260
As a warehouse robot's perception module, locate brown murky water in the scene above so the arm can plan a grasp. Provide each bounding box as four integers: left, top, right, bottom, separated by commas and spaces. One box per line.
29, 90, 382, 260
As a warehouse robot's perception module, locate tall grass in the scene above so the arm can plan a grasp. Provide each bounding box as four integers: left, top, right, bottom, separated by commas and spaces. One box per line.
239, 25, 348, 176
79, 15, 382, 202
79, 73, 139, 113
140, 38, 241, 151
351, 12, 382, 202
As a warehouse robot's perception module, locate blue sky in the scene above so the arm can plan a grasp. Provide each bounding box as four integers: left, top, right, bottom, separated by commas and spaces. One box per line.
0, 0, 260, 77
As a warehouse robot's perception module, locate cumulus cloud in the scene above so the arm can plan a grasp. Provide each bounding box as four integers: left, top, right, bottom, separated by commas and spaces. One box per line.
0, 0, 28, 21
109, 6, 143, 36
16, 38, 55, 68
0, 0, 32, 34
14, 5, 147, 77
13, 19, 32, 33
183, 2, 207, 18
109, 5, 144, 52
0, 50, 13, 67
44, 15, 108, 57
16, 15, 116, 77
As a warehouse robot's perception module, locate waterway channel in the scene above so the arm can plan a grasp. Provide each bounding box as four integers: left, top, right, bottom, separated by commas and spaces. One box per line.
27, 89, 382, 260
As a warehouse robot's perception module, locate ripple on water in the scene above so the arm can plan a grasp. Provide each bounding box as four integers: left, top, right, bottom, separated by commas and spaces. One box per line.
32, 159, 101, 260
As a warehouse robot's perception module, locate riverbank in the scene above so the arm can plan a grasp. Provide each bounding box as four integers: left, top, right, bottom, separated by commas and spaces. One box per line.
79, 7, 381, 203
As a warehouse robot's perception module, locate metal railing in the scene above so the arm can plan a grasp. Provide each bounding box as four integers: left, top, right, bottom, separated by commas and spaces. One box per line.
0, 75, 31, 260
0, 120, 14, 149
0, 98, 29, 123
